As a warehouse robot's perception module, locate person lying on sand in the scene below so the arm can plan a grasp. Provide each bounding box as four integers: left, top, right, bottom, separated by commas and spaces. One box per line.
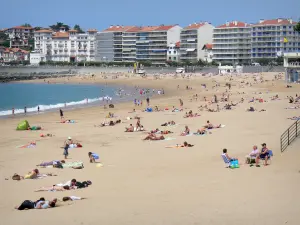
195, 128, 207, 135
35, 185, 72, 192
247, 106, 255, 112
203, 121, 221, 129
15, 198, 57, 210
143, 133, 165, 141
181, 141, 194, 147
172, 106, 182, 112
288, 116, 300, 120
11, 169, 56, 180
40, 133, 54, 137
161, 121, 176, 126
27, 126, 42, 130
128, 109, 136, 113
180, 126, 190, 136
62, 196, 86, 201
150, 129, 173, 134
61, 120, 75, 123
37, 160, 65, 167
183, 111, 200, 118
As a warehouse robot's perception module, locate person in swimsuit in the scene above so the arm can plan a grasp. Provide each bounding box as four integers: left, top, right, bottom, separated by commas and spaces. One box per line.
143, 133, 165, 141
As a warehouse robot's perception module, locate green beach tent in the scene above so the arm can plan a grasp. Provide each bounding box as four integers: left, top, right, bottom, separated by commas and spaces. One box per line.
16, 120, 30, 130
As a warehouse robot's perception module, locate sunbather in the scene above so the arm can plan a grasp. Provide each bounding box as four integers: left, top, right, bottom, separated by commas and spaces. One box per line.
195, 128, 207, 135
181, 141, 194, 147
125, 124, 134, 132
247, 106, 255, 112
203, 120, 221, 129
62, 196, 85, 201
40, 133, 54, 137
37, 160, 65, 167
143, 133, 165, 140
161, 121, 176, 126
15, 198, 57, 210
181, 126, 190, 136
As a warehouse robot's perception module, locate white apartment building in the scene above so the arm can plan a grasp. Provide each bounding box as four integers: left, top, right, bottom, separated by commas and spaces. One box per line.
212, 21, 251, 65
251, 18, 300, 60
34, 28, 97, 62
5, 26, 34, 49
95, 25, 182, 65
167, 42, 180, 62
180, 22, 214, 62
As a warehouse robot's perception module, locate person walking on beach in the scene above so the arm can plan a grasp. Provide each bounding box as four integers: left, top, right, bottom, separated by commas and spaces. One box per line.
63, 137, 72, 159
12, 108, 15, 116
24, 106, 27, 114
179, 99, 183, 107
60, 108, 64, 120
146, 97, 150, 106
37, 106, 40, 113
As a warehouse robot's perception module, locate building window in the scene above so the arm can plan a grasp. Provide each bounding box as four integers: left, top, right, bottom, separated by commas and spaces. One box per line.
169, 57, 171, 60
169, 51, 171, 54
173, 57, 176, 60
174, 51, 176, 54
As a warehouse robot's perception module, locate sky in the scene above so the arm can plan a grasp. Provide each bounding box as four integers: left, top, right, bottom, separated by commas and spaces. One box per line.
1, 0, 299, 31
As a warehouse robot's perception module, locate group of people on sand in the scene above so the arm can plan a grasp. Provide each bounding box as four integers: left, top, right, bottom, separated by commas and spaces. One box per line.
184, 110, 200, 118
125, 118, 144, 132
96, 119, 121, 127
223, 143, 271, 167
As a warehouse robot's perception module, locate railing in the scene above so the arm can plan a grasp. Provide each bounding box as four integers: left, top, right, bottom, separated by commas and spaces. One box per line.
281, 120, 300, 152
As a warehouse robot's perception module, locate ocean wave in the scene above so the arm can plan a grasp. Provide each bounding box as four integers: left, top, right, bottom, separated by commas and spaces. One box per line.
0, 96, 113, 116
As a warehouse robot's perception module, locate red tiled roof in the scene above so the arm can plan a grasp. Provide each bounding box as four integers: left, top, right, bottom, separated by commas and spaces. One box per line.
12, 26, 33, 29
103, 26, 135, 32
68, 29, 78, 32
155, 25, 176, 31
254, 18, 297, 25
217, 21, 249, 28
35, 29, 53, 33
3, 47, 29, 54
52, 32, 69, 38
184, 22, 208, 29
175, 41, 180, 47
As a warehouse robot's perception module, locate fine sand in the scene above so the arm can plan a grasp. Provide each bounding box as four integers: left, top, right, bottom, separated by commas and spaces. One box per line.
1, 72, 300, 225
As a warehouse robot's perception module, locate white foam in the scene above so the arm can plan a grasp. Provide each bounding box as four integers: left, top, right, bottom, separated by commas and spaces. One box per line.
0, 96, 113, 116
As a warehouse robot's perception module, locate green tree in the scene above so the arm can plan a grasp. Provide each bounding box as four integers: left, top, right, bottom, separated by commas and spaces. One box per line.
294, 21, 300, 32
21, 23, 32, 27
49, 22, 70, 32
73, 24, 85, 33
34, 27, 42, 31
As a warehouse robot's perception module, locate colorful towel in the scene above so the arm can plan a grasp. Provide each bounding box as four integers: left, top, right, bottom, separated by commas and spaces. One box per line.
62, 161, 83, 168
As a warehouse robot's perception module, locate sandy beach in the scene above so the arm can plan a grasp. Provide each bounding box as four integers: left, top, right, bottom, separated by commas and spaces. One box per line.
1, 72, 300, 225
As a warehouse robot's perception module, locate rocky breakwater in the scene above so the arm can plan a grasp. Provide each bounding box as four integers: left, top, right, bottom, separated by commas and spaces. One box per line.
0, 70, 77, 82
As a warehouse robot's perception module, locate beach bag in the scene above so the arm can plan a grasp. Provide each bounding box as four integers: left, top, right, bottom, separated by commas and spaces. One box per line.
16, 120, 30, 130
12, 173, 21, 180
230, 160, 240, 169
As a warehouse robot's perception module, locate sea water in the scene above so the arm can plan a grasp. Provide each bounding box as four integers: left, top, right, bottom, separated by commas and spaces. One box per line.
0, 83, 125, 116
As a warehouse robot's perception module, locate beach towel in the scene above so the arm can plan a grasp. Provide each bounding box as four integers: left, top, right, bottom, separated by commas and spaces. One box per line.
17, 143, 36, 148
164, 137, 176, 141
62, 162, 84, 168
68, 144, 82, 148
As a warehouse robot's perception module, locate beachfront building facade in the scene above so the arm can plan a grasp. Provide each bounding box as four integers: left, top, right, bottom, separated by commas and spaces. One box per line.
180, 22, 214, 62
95, 26, 135, 62
212, 21, 251, 65
96, 25, 182, 65
4, 26, 34, 49
0, 47, 29, 62
167, 42, 180, 62
34, 28, 97, 62
283, 52, 300, 83
201, 43, 213, 63
251, 19, 300, 61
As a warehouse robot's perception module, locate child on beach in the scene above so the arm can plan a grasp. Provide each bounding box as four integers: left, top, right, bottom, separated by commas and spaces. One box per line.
88, 152, 99, 163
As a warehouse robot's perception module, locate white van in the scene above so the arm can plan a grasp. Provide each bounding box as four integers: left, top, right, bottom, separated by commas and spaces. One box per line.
176, 67, 185, 73
251, 63, 260, 66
